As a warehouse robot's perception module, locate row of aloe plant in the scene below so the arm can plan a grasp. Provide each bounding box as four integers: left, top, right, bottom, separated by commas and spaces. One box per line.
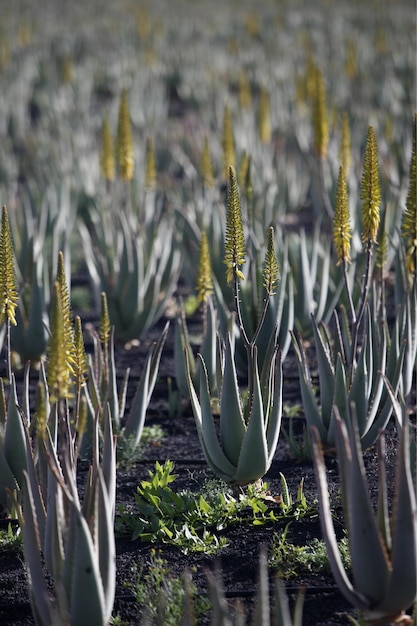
0, 106, 416, 624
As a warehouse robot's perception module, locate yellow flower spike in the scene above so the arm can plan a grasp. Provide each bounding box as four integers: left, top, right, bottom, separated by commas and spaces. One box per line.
224, 166, 246, 283
244, 12, 260, 38
56, 251, 75, 375
221, 104, 235, 179
145, 136, 157, 190
99, 291, 111, 345
100, 117, 115, 182
0, 205, 18, 327
239, 70, 252, 110
258, 87, 271, 144
312, 66, 328, 160
360, 125, 381, 245
333, 166, 352, 265
47, 282, 72, 402
401, 113, 417, 276
0, 39, 11, 71
339, 112, 351, 172
263, 227, 279, 296
74, 316, 88, 388
60, 55, 74, 85
196, 231, 213, 304
116, 88, 134, 181
200, 136, 214, 189
136, 5, 151, 39
345, 38, 357, 79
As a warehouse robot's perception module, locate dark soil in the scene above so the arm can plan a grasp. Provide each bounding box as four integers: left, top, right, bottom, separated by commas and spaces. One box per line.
0, 306, 412, 626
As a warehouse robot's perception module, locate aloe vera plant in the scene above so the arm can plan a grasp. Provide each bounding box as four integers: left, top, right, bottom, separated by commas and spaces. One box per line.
85, 293, 169, 457
292, 299, 405, 451
20, 406, 116, 626
186, 167, 283, 485
311, 410, 417, 625
79, 203, 181, 342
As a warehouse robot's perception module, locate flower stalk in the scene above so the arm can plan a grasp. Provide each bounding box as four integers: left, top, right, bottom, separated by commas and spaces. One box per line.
116, 88, 134, 182
0, 205, 18, 384
333, 166, 355, 323
402, 113, 417, 280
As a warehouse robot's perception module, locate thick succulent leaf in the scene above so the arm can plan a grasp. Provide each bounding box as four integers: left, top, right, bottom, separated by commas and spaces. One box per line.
186, 353, 236, 480
312, 317, 335, 428
327, 355, 349, 446
44, 464, 65, 581
360, 341, 406, 450
102, 405, 116, 516
107, 328, 120, 429
291, 333, 328, 441
200, 298, 218, 395
377, 418, 417, 615
277, 271, 294, 360
296, 229, 315, 324
310, 426, 369, 610
175, 303, 195, 397
266, 351, 283, 467
348, 310, 372, 433
376, 434, 392, 555
315, 239, 331, 322
260, 322, 279, 407
219, 335, 246, 468
0, 444, 17, 508
96, 467, 116, 623
235, 355, 269, 484
122, 346, 153, 445
68, 501, 106, 626
361, 324, 387, 432
21, 471, 57, 626
20, 264, 48, 360
339, 412, 390, 605
4, 375, 27, 489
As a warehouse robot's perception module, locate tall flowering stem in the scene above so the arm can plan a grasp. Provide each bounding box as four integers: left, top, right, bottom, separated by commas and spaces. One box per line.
73, 315, 88, 454
339, 112, 351, 173
312, 66, 332, 218
224, 168, 279, 411
145, 135, 156, 190
200, 136, 214, 192
46, 282, 72, 404
358, 125, 381, 322
196, 231, 213, 335
347, 125, 381, 377
0, 205, 19, 384
116, 88, 134, 182
333, 166, 355, 323
401, 113, 417, 280
221, 105, 235, 179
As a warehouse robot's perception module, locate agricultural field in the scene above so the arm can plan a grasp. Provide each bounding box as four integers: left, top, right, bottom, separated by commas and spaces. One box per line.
0, 0, 416, 625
